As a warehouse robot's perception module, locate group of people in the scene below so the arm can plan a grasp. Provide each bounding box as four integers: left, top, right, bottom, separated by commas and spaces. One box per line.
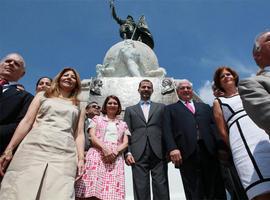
0, 31, 270, 200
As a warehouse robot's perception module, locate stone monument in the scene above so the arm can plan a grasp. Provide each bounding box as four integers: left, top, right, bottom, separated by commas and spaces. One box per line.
78, 2, 201, 199
79, 2, 201, 109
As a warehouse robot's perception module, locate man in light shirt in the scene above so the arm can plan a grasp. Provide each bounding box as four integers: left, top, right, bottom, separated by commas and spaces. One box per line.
124, 79, 169, 200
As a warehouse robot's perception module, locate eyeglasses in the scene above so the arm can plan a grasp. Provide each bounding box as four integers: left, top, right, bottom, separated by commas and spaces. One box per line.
90, 105, 101, 109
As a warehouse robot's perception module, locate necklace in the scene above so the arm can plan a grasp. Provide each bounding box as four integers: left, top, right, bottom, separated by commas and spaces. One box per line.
226, 92, 239, 97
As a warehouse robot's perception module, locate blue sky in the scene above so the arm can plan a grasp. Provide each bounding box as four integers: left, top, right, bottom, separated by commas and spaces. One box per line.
1, 0, 269, 104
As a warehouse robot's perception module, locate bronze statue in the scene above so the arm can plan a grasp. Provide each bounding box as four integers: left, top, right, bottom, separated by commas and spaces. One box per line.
110, 0, 154, 49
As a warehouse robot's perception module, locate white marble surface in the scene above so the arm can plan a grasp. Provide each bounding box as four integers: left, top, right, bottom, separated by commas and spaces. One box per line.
96, 40, 166, 77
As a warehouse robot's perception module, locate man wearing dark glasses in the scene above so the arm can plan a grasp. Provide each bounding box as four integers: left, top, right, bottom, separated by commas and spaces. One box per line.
84, 101, 101, 151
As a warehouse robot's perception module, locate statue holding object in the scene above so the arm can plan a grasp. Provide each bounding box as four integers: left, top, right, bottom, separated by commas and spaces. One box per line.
96, 1, 166, 78
110, 0, 154, 49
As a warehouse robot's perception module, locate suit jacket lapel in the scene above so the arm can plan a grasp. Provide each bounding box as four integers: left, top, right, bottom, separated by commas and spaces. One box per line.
134, 103, 146, 123
0, 86, 18, 102
193, 101, 200, 115
178, 100, 195, 115
148, 102, 157, 122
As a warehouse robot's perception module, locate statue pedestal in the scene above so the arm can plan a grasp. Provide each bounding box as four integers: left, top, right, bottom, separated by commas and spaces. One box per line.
79, 77, 178, 109
96, 40, 166, 77
80, 76, 201, 109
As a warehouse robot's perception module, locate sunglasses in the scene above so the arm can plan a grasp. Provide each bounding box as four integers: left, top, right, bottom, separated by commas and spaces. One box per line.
91, 105, 101, 109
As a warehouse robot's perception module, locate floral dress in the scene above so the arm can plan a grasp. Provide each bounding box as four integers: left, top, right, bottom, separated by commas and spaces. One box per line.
75, 115, 130, 200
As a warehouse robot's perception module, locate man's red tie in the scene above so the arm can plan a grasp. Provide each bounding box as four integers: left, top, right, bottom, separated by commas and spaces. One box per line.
0, 79, 8, 86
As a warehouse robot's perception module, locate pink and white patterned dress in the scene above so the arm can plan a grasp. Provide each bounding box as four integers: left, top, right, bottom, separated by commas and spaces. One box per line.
75, 115, 130, 200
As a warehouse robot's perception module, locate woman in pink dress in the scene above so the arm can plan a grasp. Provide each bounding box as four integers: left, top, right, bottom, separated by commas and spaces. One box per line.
75, 95, 129, 200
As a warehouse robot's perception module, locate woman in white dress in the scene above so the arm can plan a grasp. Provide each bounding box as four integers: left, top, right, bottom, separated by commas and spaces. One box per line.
0, 67, 85, 200
213, 66, 270, 200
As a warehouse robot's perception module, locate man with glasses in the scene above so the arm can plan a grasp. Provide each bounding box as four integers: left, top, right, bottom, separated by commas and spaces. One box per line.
163, 79, 226, 200
84, 101, 101, 151
0, 53, 33, 160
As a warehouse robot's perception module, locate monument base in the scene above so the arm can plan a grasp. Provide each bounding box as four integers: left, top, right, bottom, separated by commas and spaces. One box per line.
79, 77, 179, 110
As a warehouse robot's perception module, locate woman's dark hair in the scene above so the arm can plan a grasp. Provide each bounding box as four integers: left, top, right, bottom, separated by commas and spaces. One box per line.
35, 76, 52, 89
101, 95, 122, 116
213, 66, 239, 91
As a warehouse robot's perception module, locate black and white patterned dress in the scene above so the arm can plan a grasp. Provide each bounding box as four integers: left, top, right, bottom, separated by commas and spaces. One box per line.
218, 95, 270, 199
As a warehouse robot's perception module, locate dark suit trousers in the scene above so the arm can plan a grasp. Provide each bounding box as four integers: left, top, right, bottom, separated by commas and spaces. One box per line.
131, 140, 170, 200
220, 160, 248, 200
180, 141, 226, 200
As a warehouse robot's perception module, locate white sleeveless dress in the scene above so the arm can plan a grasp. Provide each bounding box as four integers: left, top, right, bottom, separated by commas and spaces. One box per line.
218, 95, 270, 199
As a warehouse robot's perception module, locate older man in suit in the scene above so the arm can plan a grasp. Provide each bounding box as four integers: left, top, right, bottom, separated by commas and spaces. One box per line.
163, 79, 226, 200
239, 31, 270, 134
0, 53, 33, 155
124, 79, 170, 200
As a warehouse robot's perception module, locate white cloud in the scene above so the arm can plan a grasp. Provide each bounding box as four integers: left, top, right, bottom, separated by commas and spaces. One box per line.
200, 55, 257, 78
197, 80, 215, 105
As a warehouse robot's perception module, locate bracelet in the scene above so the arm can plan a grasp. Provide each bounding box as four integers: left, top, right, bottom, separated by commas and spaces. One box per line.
3, 148, 13, 157
78, 156, 84, 161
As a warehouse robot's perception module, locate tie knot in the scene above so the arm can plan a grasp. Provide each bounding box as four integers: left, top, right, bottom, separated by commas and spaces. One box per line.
142, 101, 150, 105
0, 79, 8, 86
185, 101, 195, 114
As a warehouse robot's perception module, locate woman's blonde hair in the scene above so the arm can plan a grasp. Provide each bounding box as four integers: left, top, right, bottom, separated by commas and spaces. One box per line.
45, 67, 81, 105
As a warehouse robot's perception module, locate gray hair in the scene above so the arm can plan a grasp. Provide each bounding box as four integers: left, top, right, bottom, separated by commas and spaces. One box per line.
1, 53, 25, 68
253, 30, 270, 54
177, 79, 193, 89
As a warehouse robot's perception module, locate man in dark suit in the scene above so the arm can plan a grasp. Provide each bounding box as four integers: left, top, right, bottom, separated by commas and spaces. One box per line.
124, 79, 170, 200
163, 79, 226, 200
0, 53, 33, 155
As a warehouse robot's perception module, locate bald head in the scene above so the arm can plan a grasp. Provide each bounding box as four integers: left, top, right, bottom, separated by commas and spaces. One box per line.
0, 53, 25, 81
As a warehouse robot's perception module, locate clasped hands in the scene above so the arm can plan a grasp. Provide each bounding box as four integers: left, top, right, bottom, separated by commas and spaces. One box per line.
102, 147, 119, 164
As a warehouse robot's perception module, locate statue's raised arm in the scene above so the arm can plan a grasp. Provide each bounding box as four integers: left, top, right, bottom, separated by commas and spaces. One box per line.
110, 0, 124, 25
110, 0, 136, 40
109, 0, 154, 49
